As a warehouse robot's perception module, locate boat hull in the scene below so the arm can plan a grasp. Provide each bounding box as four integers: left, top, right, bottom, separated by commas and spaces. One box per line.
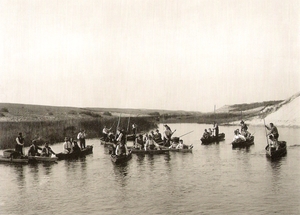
129, 148, 169, 154
28, 156, 58, 163
56, 145, 93, 160
111, 151, 132, 164
0, 155, 28, 164
232, 136, 254, 148
201, 133, 225, 144
265, 141, 287, 159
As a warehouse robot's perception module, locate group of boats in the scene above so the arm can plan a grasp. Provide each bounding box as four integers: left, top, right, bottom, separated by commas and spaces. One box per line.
100, 135, 193, 165
199, 128, 287, 160
0, 145, 94, 164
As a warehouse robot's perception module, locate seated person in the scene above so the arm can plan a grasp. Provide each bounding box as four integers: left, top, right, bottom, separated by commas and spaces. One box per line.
135, 134, 144, 149
63, 137, 73, 154
202, 129, 209, 139
72, 140, 81, 152
233, 130, 246, 142
241, 130, 251, 139
176, 140, 191, 149
107, 132, 115, 142
41, 142, 56, 157
102, 126, 111, 141
154, 129, 162, 142
144, 135, 161, 151
268, 134, 279, 150
169, 137, 179, 149
208, 128, 213, 137
28, 140, 42, 156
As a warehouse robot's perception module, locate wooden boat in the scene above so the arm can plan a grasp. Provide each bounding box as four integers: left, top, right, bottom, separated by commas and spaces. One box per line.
201, 133, 225, 144
128, 147, 169, 155
28, 155, 58, 163
56, 145, 93, 160
0, 153, 28, 164
161, 145, 193, 153
111, 151, 132, 164
265, 141, 287, 159
232, 136, 254, 148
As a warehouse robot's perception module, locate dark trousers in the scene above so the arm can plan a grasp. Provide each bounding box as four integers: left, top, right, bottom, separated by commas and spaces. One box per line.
80, 139, 86, 149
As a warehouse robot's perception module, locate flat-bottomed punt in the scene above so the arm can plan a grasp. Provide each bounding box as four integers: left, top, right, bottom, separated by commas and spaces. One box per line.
0, 149, 29, 164
56, 145, 93, 160
28, 156, 58, 163
201, 133, 225, 144
128, 147, 169, 155
265, 141, 287, 159
232, 136, 254, 148
0, 155, 29, 164
111, 151, 132, 164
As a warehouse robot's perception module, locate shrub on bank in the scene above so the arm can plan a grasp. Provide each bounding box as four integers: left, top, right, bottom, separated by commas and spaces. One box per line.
1, 107, 9, 112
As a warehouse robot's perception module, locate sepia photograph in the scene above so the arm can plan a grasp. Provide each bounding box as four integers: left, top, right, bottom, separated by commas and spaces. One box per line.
0, 0, 299, 214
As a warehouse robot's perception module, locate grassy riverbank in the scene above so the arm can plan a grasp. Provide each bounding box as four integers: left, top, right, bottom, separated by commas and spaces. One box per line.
0, 99, 284, 149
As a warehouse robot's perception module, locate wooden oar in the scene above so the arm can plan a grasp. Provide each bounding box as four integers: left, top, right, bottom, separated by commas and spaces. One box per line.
178, 131, 194, 138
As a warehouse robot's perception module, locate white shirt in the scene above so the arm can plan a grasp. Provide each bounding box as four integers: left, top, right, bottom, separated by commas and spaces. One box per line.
77, 132, 86, 140
63, 141, 73, 153
233, 134, 246, 142
144, 139, 159, 150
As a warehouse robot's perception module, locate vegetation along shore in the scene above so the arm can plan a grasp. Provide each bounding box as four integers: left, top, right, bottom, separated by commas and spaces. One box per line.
1, 91, 298, 149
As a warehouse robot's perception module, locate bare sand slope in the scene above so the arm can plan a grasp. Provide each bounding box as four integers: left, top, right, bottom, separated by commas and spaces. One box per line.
245, 92, 300, 127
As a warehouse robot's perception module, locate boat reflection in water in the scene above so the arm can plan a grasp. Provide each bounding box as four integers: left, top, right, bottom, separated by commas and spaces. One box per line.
0, 124, 299, 215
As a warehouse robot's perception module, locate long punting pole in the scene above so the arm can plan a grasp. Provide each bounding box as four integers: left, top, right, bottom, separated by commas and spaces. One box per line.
214, 105, 216, 122
178, 131, 194, 138
263, 118, 269, 147
127, 116, 131, 133
115, 113, 121, 138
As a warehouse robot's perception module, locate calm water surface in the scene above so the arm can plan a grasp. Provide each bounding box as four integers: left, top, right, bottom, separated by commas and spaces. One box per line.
0, 123, 300, 215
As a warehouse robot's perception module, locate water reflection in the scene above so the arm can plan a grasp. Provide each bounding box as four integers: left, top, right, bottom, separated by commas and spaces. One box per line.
13, 165, 26, 189
113, 162, 129, 187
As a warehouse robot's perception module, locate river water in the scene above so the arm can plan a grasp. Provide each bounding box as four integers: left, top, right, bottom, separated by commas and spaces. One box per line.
0, 123, 299, 215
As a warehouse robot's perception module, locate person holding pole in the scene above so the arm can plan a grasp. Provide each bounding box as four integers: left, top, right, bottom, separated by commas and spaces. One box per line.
265, 123, 279, 142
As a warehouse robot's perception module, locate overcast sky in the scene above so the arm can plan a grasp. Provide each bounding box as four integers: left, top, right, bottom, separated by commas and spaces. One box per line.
0, 0, 299, 112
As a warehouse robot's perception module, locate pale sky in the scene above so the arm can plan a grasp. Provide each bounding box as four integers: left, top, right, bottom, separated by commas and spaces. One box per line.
0, 0, 299, 112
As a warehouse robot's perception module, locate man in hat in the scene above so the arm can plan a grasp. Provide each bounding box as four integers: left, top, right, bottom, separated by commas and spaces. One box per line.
28, 140, 42, 156
41, 142, 56, 157
15, 132, 25, 155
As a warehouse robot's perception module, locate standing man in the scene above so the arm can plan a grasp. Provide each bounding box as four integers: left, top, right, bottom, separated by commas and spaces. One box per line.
102, 126, 111, 141
132, 123, 137, 139
116, 128, 126, 145
265, 123, 279, 141
15, 132, 25, 155
213, 122, 219, 137
163, 124, 173, 147
77, 129, 87, 149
